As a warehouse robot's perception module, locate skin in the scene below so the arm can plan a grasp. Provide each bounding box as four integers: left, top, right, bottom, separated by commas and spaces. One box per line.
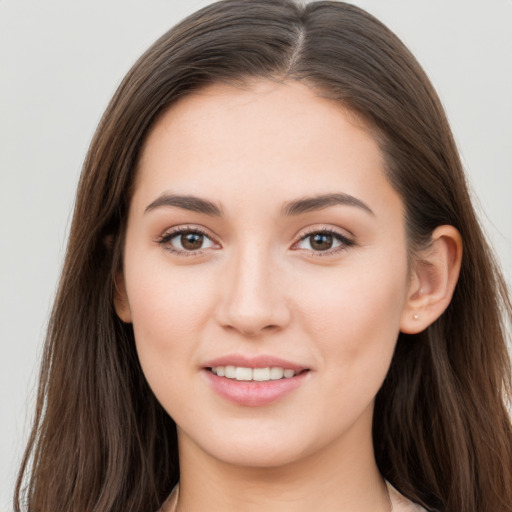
115, 80, 462, 511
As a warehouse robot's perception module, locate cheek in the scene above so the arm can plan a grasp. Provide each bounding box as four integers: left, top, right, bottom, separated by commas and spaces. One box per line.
123, 252, 216, 378
292, 262, 408, 438
296, 254, 409, 373
123, 259, 219, 421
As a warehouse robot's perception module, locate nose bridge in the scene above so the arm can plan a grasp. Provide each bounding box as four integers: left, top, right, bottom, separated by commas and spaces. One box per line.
217, 239, 290, 335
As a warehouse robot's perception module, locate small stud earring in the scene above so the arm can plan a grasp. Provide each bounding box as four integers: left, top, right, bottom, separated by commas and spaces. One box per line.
413, 313, 419, 320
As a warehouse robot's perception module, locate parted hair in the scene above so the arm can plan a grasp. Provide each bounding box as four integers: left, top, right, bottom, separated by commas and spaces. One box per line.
15, 1, 512, 511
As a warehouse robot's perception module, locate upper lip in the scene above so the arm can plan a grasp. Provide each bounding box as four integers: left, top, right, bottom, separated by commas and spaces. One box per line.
203, 354, 308, 372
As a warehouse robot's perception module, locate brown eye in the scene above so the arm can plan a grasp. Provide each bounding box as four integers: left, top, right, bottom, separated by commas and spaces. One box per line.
161, 229, 216, 253
310, 233, 334, 251
295, 230, 353, 254
181, 232, 204, 250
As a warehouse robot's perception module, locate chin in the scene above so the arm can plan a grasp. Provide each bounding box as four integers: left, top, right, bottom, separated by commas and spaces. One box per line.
178, 419, 333, 470
207, 441, 308, 469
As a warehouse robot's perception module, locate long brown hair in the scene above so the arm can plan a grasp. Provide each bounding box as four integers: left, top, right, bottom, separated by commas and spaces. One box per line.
15, 1, 512, 511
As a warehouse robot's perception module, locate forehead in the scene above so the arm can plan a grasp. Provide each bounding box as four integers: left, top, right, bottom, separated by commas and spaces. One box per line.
133, 79, 400, 219
140, 79, 372, 162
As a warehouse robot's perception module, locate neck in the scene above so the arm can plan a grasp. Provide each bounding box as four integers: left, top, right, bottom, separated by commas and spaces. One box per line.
174, 417, 390, 512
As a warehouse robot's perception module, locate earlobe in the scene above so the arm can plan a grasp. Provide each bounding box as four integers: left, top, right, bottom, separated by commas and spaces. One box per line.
113, 271, 132, 323
400, 225, 462, 334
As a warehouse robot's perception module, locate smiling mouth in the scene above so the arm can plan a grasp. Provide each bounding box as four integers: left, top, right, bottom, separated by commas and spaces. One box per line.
209, 366, 306, 381
205, 363, 310, 406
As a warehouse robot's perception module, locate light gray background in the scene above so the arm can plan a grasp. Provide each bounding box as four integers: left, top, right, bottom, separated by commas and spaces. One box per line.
1, 1, 511, 510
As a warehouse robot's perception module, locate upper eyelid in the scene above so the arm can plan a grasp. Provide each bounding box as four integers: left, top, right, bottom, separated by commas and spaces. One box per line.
158, 224, 216, 240
294, 224, 354, 241
295, 231, 353, 245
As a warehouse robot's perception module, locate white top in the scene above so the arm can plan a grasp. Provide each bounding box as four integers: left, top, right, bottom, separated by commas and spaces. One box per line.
386, 481, 428, 511
160, 481, 428, 511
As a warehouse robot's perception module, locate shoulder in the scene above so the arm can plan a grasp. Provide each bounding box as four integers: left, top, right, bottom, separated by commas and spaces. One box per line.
387, 481, 429, 512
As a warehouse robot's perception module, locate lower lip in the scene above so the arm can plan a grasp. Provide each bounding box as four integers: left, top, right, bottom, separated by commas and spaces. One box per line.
203, 369, 309, 407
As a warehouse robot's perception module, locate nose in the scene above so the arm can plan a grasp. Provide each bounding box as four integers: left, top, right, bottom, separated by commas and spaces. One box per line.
215, 245, 291, 337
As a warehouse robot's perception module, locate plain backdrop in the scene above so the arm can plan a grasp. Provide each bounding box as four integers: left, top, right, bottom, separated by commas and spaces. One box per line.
1, 1, 511, 509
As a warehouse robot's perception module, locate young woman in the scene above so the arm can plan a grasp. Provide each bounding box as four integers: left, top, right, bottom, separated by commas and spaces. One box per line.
15, 1, 512, 511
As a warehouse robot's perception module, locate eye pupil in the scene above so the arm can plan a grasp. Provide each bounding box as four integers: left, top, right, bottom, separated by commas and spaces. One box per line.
311, 233, 333, 251
181, 233, 204, 250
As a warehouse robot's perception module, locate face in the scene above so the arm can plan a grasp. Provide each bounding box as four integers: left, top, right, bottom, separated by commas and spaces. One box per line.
116, 80, 414, 468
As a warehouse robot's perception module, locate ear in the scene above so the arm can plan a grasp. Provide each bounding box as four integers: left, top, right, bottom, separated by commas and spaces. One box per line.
113, 271, 132, 323
400, 225, 462, 334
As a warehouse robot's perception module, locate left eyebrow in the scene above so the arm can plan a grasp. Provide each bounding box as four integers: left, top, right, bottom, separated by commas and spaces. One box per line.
144, 193, 223, 216
281, 193, 374, 216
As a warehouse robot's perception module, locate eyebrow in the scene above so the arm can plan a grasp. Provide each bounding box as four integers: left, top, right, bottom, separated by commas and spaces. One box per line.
281, 193, 374, 216
144, 192, 374, 217
145, 194, 223, 216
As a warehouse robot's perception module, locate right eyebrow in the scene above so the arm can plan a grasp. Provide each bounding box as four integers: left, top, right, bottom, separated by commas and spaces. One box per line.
281, 192, 374, 217
144, 193, 223, 216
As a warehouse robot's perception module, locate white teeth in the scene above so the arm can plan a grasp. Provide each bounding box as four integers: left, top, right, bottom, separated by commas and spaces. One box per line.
235, 367, 252, 381
225, 365, 236, 378
269, 367, 284, 380
211, 366, 297, 381
252, 367, 270, 381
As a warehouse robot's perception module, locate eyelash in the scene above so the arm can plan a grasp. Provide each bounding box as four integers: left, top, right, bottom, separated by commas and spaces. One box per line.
156, 226, 355, 257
